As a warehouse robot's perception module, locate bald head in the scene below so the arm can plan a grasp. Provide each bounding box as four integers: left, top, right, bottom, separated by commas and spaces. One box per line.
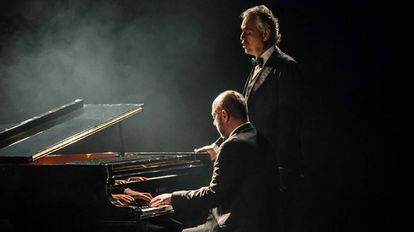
212, 90, 249, 122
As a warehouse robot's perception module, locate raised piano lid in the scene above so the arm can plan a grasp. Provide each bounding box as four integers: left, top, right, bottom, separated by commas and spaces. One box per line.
0, 99, 143, 163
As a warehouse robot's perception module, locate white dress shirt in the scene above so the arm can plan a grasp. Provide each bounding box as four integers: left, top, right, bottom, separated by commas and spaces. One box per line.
252, 45, 275, 80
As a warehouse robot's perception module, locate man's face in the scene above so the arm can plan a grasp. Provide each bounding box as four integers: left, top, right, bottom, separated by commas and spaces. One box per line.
212, 105, 227, 138
240, 16, 265, 58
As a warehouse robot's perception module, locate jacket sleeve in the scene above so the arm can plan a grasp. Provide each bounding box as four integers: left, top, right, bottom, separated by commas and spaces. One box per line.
171, 141, 245, 212
275, 60, 304, 171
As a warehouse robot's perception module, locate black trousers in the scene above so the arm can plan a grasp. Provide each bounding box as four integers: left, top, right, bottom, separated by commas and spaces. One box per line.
279, 167, 307, 232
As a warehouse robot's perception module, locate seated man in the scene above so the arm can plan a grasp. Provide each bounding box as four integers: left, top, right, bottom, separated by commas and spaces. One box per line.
150, 90, 279, 232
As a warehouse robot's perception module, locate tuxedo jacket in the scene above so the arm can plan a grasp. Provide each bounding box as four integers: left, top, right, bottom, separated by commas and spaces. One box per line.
171, 123, 279, 232
243, 46, 304, 175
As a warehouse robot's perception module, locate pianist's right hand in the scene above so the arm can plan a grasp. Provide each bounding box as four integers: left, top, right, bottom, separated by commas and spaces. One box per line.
149, 193, 172, 207
194, 143, 218, 161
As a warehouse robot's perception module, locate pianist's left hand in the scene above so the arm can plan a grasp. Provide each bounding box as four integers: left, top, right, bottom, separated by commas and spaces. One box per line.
150, 193, 172, 207
124, 188, 153, 203
112, 194, 135, 206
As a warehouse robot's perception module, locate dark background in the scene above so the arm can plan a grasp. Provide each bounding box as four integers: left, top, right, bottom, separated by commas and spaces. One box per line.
0, 0, 399, 231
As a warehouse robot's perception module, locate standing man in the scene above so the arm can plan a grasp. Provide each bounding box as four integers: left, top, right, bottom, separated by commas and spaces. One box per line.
240, 5, 305, 231
196, 5, 305, 232
240, 5, 304, 185
151, 90, 278, 232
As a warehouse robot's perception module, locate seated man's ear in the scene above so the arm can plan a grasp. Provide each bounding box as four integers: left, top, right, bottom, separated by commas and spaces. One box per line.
221, 109, 230, 122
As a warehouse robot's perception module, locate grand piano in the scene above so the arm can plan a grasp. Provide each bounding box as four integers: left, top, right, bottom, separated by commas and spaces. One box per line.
0, 99, 211, 232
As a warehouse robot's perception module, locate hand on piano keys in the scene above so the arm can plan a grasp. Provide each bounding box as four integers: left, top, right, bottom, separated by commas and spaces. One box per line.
124, 187, 152, 202
194, 143, 218, 161
149, 193, 172, 207
112, 194, 135, 206
112, 188, 153, 206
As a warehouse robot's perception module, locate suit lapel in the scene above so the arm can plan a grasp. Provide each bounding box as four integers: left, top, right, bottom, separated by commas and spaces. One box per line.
247, 47, 283, 100
242, 67, 255, 96
251, 66, 273, 94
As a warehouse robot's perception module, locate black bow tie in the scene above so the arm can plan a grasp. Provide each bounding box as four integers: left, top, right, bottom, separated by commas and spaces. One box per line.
251, 57, 264, 68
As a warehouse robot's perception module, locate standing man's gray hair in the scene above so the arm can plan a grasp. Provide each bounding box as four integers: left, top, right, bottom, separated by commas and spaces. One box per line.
241, 5, 281, 45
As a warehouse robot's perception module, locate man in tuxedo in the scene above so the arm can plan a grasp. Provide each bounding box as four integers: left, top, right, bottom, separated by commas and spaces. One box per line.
196, 5, 305, 232
241, 5, 305, 231
150, 90, 278, 232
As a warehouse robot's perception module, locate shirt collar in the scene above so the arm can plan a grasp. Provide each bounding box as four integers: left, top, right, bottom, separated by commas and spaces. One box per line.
260, 45, 275, 67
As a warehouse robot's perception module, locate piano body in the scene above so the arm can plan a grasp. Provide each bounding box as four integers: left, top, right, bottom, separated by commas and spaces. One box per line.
0, 99, 211, 232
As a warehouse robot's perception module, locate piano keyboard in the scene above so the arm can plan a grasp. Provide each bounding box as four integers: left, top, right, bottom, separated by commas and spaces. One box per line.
138, 205, 174, 219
